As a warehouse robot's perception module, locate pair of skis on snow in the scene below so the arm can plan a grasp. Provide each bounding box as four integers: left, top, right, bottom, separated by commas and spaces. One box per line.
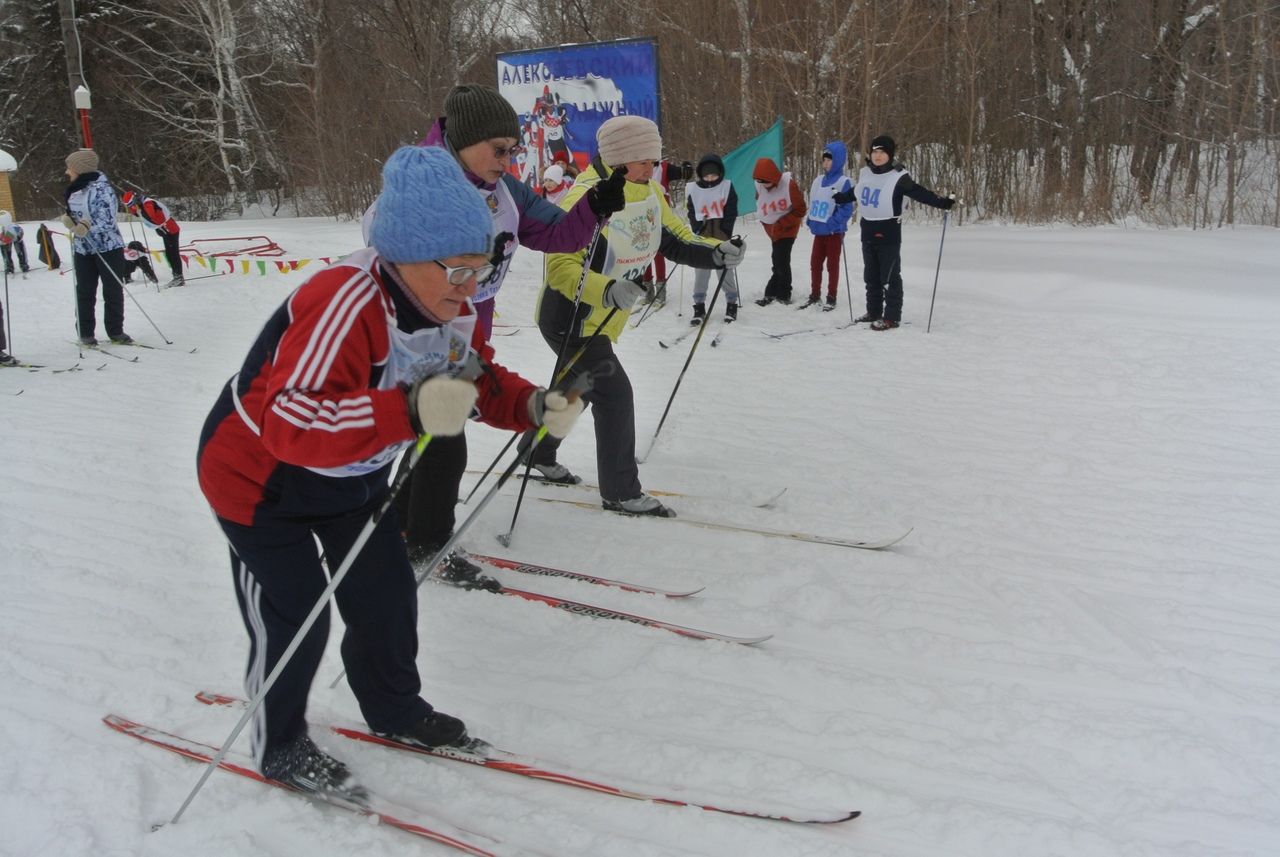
460, 476, 911, 644
107, 690, 859, 856
658, 317, 734, 350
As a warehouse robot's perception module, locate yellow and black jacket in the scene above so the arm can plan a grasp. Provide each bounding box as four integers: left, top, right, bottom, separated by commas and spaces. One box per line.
536, 158, 723, 343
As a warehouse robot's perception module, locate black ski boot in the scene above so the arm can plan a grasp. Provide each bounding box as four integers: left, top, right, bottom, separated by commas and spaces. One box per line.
413, 543, 500, 592
823, 295, 838, 311
690, 302, 706, 326
262, 733, 369, 806
724, 302, 738, 323
375, 710, 489, 755
798, 294, 821, 309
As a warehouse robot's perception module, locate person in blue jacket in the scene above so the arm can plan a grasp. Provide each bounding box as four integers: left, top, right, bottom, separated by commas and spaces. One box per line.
801, 141, 854, 310
61, 149, 132, 345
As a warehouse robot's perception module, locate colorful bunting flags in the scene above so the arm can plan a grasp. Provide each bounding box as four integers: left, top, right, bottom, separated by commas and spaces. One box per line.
154, 249, 339, 275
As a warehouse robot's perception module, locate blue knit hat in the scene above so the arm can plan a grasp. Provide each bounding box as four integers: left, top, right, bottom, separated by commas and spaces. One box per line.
370, 145, 493, 264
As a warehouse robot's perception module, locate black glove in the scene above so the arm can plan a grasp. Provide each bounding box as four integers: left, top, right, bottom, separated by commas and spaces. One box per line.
586, 165, 628, 218
489, 231, 514, 269
832, 188, 856, 205
939, 194, 956, 210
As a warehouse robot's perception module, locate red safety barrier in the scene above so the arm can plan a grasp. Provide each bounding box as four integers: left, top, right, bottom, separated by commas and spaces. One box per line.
186, 236, 285, 258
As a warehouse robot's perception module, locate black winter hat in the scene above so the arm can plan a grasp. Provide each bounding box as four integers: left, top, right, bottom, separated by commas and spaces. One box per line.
444, 85, 520, 151
868, 135, 896, 160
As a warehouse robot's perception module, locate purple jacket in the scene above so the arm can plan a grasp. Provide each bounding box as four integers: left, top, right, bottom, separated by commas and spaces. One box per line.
422, 119, 598, 255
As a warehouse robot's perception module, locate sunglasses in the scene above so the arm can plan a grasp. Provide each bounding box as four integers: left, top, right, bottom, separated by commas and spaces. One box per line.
433, 259, 496, 286
492, 143, 526, 160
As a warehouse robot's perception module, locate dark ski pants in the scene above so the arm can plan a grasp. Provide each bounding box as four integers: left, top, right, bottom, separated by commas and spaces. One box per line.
862, 242, 904, 322
2, 239, 28, 273
0, 300, 7, 351
532, 328, 641, 503
218, 505, 430, 769
73, 250, 127, 339
158, 228, 183, 280
809, 233, 843, 299
763, 237, 795, 301
393, 431, 467, 555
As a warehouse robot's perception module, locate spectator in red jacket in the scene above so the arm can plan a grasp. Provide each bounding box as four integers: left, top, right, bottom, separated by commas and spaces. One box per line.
752, 157, 807, 305
121, 190, 184, 287
195, 145, 583, 803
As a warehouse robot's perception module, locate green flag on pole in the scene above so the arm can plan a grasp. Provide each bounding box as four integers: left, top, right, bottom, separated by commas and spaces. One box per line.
721, 117, 784, 216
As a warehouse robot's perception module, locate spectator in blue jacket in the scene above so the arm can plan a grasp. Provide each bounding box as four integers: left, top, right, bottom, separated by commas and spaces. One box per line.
61, 149, 131, 345
802, 141, 854, 310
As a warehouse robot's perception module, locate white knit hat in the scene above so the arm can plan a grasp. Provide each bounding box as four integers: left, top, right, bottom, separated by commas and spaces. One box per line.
596, 116, 662, 167
542, 164, 565, 184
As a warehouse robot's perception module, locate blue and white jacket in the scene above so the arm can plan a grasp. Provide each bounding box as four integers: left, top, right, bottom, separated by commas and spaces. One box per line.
64, 172, 125, 256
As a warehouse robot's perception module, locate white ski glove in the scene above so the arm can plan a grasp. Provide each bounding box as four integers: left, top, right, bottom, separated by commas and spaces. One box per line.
409, 375, 478, 436
603, 277, 653, 309
713, 237, 745, 268
529, 389, 585, 439
61, 214, 91, 238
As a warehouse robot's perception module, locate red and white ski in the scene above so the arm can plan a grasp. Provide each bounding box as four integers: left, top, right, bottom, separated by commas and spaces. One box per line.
104, 713, 513, 856
194, 693, 859, 824
470, 553, 703, 597
493, 584, 769, 644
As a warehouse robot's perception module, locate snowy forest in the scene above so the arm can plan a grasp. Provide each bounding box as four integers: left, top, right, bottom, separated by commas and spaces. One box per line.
2, 0, 1279, 227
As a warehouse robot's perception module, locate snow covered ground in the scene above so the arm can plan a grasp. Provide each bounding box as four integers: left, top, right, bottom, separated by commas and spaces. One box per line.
2, 215, 1277, 857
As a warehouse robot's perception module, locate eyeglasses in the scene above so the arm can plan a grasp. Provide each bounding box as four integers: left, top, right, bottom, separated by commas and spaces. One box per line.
492, 143, 525, 160
433, 259, 496, 286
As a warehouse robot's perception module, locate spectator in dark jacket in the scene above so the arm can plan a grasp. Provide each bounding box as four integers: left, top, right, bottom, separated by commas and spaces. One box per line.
835, 134, 954, 330
684, 153, 741, 323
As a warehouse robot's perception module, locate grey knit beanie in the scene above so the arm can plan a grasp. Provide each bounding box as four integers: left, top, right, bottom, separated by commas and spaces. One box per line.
444, 85, 520, 151
596, 116, 662, 167
65, 148, 100, 174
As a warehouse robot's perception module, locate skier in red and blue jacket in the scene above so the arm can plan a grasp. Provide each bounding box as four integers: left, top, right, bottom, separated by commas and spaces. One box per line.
121, 190, 184, 286
196, 145, 584, 801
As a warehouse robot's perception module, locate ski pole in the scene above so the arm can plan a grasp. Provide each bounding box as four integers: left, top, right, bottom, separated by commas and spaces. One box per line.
677, 264, 685, 317
176, 355, 489, 822
174, 432, 438, 822
841, 232, 855, 323
925, 211, 950, 333
499, 180, 612, 524
330, 369, 597, 690
629, 265, 678, 329
461, 310, 616, 506
495, 312, 618, 546
639, 257, 734, 463
93, 249, 173, 344
2, 267, 11, 354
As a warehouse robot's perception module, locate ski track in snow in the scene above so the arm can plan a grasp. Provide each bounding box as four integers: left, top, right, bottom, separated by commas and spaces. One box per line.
2, 217, 1278, 857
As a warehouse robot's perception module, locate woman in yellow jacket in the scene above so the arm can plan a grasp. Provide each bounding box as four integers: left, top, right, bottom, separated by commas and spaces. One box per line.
532, 116, 745, 516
